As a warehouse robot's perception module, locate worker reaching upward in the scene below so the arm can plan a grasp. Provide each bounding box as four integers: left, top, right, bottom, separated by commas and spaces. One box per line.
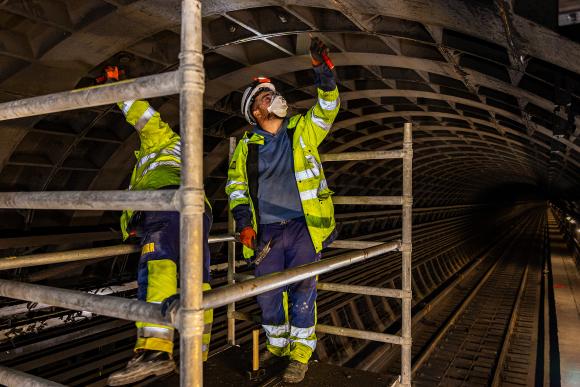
104, 67, 213, 386
226, 37, 340, 383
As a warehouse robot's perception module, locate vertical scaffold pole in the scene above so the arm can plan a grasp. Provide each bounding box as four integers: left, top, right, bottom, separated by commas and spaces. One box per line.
400, 122, 413, 386
179, 0, 205, 386
227, 137, 237, 345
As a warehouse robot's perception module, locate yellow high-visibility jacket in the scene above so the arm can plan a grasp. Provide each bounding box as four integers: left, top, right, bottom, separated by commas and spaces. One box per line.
226, 86, 340, 258
118, 100, 210, 240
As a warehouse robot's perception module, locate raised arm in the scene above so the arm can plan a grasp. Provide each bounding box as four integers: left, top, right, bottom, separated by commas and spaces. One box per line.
117, 99, 178, 151
303, 38, 340, 147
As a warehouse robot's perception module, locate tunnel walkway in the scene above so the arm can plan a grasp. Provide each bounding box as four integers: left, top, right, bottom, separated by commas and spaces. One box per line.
548, 209, 580, 387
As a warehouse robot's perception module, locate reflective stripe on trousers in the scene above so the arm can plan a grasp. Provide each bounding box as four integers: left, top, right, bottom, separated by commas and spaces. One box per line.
263, 324, 290, 349
289, 325, 316, 351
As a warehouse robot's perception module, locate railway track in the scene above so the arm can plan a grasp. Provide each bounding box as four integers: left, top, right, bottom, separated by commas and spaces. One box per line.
371, 209, 546, 386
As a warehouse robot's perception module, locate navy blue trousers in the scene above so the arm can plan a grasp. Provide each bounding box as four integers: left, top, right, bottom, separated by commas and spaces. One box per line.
135, 211, 212, 302
255, 217, 319, 328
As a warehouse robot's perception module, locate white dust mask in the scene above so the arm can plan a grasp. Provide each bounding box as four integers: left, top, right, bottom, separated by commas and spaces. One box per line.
267, 93, 288, 118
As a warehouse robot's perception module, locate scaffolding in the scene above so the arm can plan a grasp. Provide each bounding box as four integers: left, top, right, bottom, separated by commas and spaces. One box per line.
0, 1, 413, 386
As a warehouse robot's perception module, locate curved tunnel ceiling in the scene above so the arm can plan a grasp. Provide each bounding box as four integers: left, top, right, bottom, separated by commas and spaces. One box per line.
0, 0, 579, 232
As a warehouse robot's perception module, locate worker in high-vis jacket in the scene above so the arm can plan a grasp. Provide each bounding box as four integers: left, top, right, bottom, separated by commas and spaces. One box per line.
226, 38, 339, 383
106, 85, 213, 385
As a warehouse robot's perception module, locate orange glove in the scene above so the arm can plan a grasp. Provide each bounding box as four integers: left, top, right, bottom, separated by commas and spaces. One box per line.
96, 66, 124, 84
239, 226, 256, 250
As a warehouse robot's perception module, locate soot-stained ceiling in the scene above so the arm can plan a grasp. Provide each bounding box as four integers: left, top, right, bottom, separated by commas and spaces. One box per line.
0, 0, 578, 236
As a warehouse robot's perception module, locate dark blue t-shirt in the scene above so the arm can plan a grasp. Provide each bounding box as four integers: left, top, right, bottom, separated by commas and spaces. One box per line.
253, 119, 304, 224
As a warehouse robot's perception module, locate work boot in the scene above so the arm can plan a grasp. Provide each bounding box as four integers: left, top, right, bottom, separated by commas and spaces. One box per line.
107, 350, 176, 386
282, 361, 308, 384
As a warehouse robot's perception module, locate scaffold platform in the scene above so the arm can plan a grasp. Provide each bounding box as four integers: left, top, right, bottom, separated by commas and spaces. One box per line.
144, 346, 397, 387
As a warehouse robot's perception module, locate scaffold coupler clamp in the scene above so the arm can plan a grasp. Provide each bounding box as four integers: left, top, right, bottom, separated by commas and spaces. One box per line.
400, 242, 412, 253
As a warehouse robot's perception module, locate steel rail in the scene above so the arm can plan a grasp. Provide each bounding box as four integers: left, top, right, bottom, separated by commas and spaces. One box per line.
491, 263, 530, 387
0, 71, 179, 121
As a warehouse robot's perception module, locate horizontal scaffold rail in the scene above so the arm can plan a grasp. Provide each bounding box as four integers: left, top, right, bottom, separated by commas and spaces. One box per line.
0, 190, 179, 211
0, 366, 65, 387
0, 71, 179, 121
233, 273, 406, 299
0, 279, 173, 327
232, 311, 402, 345
320, 150, 404, 162
0, 191, 401, 210
313, 282, 406, 298
329, 239, 384, 249
0, 237, 386, 270
333, 196, 403, 206
203, 241, 401, 309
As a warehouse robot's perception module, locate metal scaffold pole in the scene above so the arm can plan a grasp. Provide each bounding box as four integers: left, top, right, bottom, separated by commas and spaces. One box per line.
179, 0, 205, 385
227, 137, 237, 345
400, 122, 413, 386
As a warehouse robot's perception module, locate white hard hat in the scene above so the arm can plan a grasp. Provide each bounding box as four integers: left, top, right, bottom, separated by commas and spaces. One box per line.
241, 77, 276, 125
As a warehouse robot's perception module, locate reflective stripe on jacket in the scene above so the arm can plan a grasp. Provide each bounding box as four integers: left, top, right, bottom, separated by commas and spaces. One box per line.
226, 86, 340, 258
119, 100, 210, 240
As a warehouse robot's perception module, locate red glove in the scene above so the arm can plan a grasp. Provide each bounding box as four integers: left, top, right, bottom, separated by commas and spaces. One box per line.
309, 37, 334, 70
239, 226, 256, 250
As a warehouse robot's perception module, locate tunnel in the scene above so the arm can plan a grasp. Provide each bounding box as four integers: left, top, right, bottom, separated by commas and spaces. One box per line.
0, 0, 579, 386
